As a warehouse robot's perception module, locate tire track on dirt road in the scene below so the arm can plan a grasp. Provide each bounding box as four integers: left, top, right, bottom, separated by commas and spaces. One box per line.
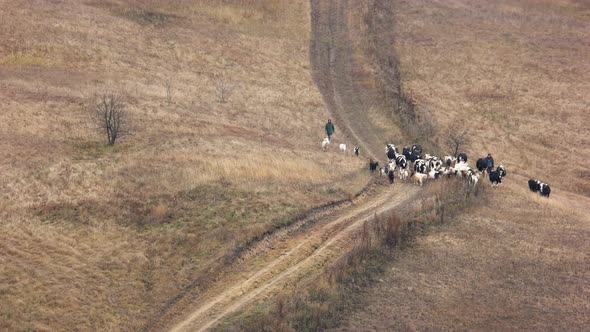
168, 187, 418, 332
149, 1, 410, 330
310, 0, 394, 159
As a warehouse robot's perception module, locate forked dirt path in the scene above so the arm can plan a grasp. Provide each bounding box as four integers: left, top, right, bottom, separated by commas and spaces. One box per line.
167, 186, 418, 332
148, 1, 406, 330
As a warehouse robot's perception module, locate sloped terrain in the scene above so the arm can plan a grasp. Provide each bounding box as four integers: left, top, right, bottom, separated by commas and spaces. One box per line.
334, 0, 590, 330
0, 1, 369, 330
2, 0, 588, 330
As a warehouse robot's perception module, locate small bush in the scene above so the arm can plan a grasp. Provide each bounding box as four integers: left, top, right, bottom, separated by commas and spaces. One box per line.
216, 81, 236, 103
89, 93, 131, 146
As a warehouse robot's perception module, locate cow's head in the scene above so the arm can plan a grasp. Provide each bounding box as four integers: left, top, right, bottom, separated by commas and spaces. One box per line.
497, 165, 506, 177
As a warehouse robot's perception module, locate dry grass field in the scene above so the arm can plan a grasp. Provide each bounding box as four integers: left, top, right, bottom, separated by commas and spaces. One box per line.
335, 0, 590, 330
0, 1, 367, 330
2, 0, 589, 330
394, 0, 590, 194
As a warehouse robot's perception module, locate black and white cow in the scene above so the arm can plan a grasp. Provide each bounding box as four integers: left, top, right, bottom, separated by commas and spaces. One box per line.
414, 159, 427, 174
528, 179, 541, 192
428, 168, 441, 180
454, 161, 470, 178
428, 157, 443, 171
354, 146, 360, 156
444, 156, 455, 167
386, 144, 397, 161
468, 169, 480, 187
442, 166, 454, 177
457, 152, 468, 163
396, 155, 407, 170
476, 158, 488, 172
539, 183, 551, 197
380, 166, 389, 178
489, 165, 506, 187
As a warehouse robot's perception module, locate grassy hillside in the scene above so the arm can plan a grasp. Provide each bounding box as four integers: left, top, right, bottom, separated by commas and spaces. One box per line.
336, 0, 590, 330
0, 1, 366, 330
395, 0, 590, 193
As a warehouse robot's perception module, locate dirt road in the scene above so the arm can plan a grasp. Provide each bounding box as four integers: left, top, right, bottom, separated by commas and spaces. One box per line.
147, 1, 409, 330
310, 0, 402, 159
167, 186, 417, 332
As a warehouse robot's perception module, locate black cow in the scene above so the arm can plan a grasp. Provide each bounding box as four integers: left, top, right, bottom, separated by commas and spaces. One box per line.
354, 147, 360, 156
528, 179, 541, 192
489, 165, 506, 187
539, 183, 551, 197
369, 159, 379, 173
428, 158, 442, 171
388, 169, 395, 184
396, 155, 407, 169
408, 150, 421, 162
457, 152, 468, 163
476, 158, 488, 172
402, 146, 411, 160
386, 146, 396, 161
412, 144, 422, 155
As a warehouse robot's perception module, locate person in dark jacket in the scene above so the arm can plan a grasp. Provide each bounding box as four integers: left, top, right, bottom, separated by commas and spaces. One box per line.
325, 119, 335, 141
486, 153, 494, 174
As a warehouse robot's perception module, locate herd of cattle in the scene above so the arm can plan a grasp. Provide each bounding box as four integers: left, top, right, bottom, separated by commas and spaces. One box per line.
322, 139, 551, 197
361, 143, 551, 197
366, 144, 503, 188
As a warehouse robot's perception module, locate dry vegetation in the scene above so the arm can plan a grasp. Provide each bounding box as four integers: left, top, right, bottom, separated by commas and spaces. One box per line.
335, 0, 590, 330
2, 0, 589, 330
0, 1, 367, 330
394, 0, 590, 194
218, 180, 486, 331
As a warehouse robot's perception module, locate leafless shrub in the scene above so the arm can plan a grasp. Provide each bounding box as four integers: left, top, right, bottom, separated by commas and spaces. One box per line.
90, 93, 130, 146
445, 126, 469, 157
216, 81, 236, 103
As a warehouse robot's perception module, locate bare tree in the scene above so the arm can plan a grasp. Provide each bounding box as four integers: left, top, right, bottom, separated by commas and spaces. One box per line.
215, 81, 235, 103
445, 127, 469, 157
90, 93, 130, 146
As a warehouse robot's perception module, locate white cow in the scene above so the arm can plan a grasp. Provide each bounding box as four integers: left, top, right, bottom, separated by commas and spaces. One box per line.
399, 169, 409, 181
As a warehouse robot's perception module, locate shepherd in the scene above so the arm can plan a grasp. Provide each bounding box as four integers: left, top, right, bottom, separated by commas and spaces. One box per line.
325, 119, 335, 142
